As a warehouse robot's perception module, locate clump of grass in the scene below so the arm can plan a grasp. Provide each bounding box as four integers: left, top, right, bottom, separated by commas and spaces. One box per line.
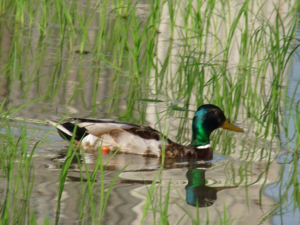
75, 147, 126, 224
0, 119, 35, 224
0, 97, 70, 224
0, 101, 40, 224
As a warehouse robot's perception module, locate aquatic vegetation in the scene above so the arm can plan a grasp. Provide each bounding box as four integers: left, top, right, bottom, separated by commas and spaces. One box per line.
0, 0, 299, 224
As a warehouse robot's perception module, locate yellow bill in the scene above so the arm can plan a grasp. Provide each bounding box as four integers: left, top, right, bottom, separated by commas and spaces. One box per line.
221, 119, 244, 132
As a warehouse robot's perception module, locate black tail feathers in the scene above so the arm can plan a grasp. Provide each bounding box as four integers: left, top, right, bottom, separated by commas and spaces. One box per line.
58, 122, 88, 142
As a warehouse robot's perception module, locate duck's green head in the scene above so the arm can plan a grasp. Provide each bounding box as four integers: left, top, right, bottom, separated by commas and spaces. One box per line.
190, 104, 243, 147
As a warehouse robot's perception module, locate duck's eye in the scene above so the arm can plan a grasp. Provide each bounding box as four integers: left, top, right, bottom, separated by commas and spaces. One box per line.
214, 111, 219, 116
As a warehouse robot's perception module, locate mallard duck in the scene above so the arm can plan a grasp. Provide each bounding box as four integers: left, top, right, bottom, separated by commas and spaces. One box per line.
48, 104, 243, 159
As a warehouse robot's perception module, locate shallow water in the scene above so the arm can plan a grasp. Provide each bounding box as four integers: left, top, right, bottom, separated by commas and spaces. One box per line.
265, 24, 300, 225
0, 119, 281, 224
0, 0, 299, 224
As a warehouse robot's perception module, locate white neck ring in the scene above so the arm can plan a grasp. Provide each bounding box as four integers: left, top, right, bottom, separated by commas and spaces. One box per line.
196, 144, 211, 149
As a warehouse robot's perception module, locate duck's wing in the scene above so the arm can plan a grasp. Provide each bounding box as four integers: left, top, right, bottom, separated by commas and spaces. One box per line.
47, 118, 140, 140
48, 118, 170, 156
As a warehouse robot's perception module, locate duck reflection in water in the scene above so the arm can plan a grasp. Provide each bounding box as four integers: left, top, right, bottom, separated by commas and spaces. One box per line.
49, 150, 237, 208
185, 163, 236, 207
185, 165, 216, 207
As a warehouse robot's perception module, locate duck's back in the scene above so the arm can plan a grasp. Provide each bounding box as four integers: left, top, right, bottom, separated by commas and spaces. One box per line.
48, 118, 171, 157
